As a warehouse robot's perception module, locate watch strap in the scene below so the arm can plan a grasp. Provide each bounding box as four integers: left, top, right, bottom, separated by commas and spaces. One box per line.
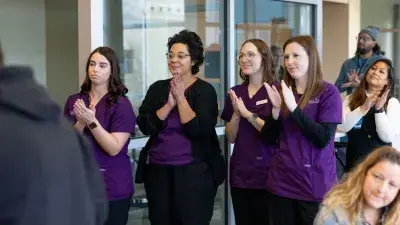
374, 108, 385, 113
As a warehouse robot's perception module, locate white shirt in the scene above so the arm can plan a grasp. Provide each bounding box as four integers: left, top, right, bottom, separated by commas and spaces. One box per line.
337, 94, 400, 145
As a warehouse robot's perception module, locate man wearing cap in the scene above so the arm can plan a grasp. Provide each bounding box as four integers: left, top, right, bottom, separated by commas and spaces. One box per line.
335, 26, 383, 95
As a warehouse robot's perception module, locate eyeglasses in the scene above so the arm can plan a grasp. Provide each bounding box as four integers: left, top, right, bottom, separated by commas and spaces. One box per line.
236, 52, 258, 62
166, 53, 191, 60
356, 36, 373, 42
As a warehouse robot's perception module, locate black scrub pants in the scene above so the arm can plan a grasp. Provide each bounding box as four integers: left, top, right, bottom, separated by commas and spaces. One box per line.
144, 162, 218, 225
104, 197, 132, 225
230, 187, 270, 225
268, 192, 321, 225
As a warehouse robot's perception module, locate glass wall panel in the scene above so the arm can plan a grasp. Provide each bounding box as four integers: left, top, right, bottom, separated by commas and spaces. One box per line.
116, 0, 226, 138
234, 0, 314, 83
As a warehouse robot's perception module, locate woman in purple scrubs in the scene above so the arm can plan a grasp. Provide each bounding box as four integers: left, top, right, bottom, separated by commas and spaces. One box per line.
263, 36, 343, 225
136, 30, 222, 225
220, 39, 278, 225
63, 47, 136, 225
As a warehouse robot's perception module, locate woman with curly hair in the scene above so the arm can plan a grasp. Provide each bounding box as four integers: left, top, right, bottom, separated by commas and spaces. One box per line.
64, 46, 136, 225
314, 146, 400, 225
136, 29, 223, 225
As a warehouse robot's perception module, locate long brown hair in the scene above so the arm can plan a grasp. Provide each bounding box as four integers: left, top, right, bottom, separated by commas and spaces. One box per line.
238, 39, 276, 85
349, 59, 394, 111
281, 36, 324, 115
319, 146, 400, 225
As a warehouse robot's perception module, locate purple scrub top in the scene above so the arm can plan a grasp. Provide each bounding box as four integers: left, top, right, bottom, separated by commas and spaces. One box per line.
149, 108, 193, 165
64, 93, 136, 201
266, 82, 342, 201
221, 83, 275, 189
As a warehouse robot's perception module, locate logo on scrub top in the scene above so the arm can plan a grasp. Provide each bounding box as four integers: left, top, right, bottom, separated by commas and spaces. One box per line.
308, 98, 320, 104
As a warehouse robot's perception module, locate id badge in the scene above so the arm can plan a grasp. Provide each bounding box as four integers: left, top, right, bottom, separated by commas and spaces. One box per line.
354, 117, 363, 129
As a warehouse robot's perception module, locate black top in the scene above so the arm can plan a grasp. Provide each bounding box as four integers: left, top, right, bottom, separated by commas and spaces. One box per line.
261, 107, 337, 149
136, 78, 225, 184
346, 108, 391, 171
0, 66, 107, 225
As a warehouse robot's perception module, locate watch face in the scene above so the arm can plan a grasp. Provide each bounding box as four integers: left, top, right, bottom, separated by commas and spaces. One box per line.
252, 113, 258, 119
89, 122, 97, 129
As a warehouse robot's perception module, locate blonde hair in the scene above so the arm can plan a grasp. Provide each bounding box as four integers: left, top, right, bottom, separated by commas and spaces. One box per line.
319, 146, 400, 225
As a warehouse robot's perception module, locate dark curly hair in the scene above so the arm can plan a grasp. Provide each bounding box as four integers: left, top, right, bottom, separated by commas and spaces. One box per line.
167, 29, 204, 75
80, 47, 128, 107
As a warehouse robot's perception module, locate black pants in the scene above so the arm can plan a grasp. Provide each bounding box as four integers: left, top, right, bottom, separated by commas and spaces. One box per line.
144, 162, 218, 225
231, 187, 270, 225
269, 192, 320, 225
104, 197, 132, 225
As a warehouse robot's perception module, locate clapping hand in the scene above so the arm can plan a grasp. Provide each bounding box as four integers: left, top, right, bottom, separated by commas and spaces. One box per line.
73, 99, 96, 125
170, 73, 185, 99
375, 88, 390, 111
342, 69, 362, 88
281, 80, 298, 112
264, 82, 282, 119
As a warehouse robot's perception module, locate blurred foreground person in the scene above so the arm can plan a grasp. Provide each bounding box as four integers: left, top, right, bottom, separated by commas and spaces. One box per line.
314, 146, 400, 225
0, 45, 107, 225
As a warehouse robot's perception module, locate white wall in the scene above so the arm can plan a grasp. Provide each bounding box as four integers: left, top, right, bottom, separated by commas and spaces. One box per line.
322, 2, 348, 83
0, 0, 46, 85
321, 0, 360, 84
45, 0, 80, 106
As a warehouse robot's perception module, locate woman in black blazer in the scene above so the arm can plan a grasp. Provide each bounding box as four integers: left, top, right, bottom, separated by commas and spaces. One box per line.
136, 29, 224, 225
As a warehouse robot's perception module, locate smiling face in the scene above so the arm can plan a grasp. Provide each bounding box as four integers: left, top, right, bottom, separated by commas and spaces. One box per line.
88, 52, 111, 86
167, 43, 193, 77
366, 61, 390, 90
284, 42, 309, 81
363, 160, 400, 210
238, 42, 263, 76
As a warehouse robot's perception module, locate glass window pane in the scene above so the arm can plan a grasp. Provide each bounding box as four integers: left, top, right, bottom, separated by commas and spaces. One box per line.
118, 0, 226, 224
119, 0, 225, 138
234, 0, 314, 83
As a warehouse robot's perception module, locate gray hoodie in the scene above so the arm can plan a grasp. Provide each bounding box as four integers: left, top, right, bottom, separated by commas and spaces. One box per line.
314, 205, 386, 225
0, 66, 108, 225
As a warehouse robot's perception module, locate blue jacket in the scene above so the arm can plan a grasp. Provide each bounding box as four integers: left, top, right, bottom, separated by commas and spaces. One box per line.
335, 52, 382, 95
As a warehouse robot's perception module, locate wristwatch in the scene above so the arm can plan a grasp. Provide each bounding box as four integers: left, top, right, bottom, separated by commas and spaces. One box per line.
249, 113, 258, 122
374, 108, 385, 113
88, 121, 98, 129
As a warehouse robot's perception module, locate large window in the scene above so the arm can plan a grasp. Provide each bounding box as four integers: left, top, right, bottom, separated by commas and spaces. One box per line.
118, 0, 226, 137
234, 0, 314, 83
